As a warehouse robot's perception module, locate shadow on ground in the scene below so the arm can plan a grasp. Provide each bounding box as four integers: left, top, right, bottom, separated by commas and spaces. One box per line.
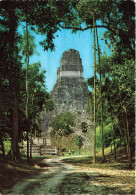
57, 172, 134, 195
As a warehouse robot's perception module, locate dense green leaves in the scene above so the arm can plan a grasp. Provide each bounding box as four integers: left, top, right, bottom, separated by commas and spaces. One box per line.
50, 112, 75, 136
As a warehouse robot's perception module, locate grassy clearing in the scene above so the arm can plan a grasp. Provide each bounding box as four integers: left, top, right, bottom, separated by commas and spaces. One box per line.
62, 146, 135, 170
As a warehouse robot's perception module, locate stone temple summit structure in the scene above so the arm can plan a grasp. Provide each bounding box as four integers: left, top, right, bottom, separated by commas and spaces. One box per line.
51, 49, 89, 116
41, 49, 91, 146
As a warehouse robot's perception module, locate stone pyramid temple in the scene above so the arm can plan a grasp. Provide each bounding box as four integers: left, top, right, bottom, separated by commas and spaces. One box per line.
51, 49, 89, 116
41, 49, 91, 145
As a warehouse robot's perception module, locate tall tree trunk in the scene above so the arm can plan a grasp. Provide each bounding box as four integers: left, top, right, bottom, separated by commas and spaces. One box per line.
96, 27, 106, 162
26, 131, 29, 162
119, 130, 122, 147
122, 115, 129, 154
113, 136, 116, 160
11, 96, 19, 160
8, 6, 20, 161
111, 115, 116, 159
109, 133, 113, 155
101, 102, 106, 161
111, 142, 113, 155
123, 106, 132, 168
93, 13, 96, 164
30, 95, 34, 159
30, 124, 33, 159
26, 20, 30, 162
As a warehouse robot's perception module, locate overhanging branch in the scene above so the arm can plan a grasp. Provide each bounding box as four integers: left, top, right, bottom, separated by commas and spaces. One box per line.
59, 23, 127, 34
59, 23, 108, 31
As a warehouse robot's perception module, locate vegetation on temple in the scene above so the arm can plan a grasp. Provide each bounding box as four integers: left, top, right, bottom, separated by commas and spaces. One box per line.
50, 112, 75, 137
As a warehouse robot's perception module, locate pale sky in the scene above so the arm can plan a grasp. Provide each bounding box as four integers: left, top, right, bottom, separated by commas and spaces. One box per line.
20, 23, 111, 92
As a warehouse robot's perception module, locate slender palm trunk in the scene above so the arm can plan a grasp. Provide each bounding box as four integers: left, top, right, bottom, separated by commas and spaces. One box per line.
30, 95, 34, 159
101, 103, 105, 159
96, 27, 105, 162
93, 13, 96, 164
26, 65, 29, 162
26, 21, 30, 162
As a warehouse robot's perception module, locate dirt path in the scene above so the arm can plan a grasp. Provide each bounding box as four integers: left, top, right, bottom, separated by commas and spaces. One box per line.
5, 157, 135, 195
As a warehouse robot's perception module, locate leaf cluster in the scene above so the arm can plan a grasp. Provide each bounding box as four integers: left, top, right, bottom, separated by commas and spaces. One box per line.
50, 112, 75, 136
81, 122, 88, 133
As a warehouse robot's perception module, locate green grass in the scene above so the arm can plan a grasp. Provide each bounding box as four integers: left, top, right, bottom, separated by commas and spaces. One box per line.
62, 146, 135, 170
